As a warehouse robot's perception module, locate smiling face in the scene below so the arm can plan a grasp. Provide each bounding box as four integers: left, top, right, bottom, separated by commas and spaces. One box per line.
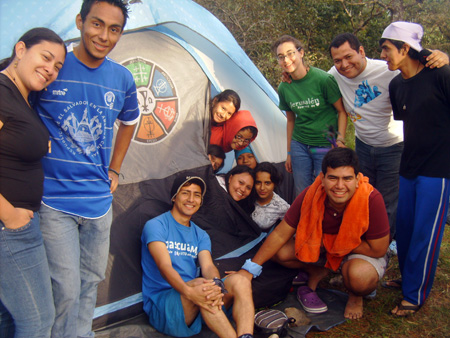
212, 100, 236, 124
380, 40, 406, 71
228, 172, 254, 202
255, 171, 275, 205
75, 1, 124, 68
14, 40, 65, 95
231, 128, 254, 151
171, 183, 202, 222
276, 41, 304, 76
330, 41, 366, 79
321, 166, 358, 212
237, 152, 257, 169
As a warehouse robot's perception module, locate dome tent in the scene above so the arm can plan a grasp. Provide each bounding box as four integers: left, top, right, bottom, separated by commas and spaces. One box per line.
1, 0, 295, 336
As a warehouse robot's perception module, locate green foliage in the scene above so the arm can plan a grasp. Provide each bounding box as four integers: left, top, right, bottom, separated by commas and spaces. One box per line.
194, 0, 450, 89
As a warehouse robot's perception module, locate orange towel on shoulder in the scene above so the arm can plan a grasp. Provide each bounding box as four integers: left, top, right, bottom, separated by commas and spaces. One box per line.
294, 172, 373, 271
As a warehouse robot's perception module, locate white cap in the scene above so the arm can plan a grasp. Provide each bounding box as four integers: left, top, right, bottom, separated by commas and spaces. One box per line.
382, 21, 423, 52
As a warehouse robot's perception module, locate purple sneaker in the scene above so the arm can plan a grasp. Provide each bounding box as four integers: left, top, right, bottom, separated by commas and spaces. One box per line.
292, 270, 309, 286
297, 286, 328, 314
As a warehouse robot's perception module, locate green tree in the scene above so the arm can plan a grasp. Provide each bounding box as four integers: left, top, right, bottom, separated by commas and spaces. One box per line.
194, 0, 449, 88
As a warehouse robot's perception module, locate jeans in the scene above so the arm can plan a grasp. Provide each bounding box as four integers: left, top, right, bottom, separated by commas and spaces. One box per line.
290, 140, 330, 196
355, 138, 403, 239
0, 213, 55, 338
39, 205, 112, 338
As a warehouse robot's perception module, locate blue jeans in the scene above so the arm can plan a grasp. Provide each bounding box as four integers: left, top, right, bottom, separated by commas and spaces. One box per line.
290, 140, 330, 196
39, 205, 112, 338
355, 138, 403, 239
0, 213, 55, 338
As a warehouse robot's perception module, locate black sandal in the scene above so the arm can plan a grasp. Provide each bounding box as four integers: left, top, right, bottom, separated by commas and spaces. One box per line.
391, 302, 420, 317
381, 279, 402, 290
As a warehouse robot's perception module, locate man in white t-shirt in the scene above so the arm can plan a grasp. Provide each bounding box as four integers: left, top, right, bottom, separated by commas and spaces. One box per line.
328, 33, 448, 239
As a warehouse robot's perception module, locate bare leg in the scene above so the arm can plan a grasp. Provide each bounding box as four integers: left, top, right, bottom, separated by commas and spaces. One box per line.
224, 273, 254, 336
200, 308, 237, 338
341, 258, 378, 319
181, 278, 237, 338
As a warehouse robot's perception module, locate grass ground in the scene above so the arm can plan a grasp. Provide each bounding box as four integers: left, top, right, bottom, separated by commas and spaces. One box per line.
307, 225, 450, 338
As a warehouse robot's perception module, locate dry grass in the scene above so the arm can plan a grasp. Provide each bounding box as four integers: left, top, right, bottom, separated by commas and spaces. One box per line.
308, 226, 450, 338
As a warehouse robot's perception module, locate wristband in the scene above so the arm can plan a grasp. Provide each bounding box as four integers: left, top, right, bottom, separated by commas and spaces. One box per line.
287, 151, 291, 156
241, 259, 263, 278
336, 138, 345, 145
213, 277, 228, 294
108, 168, 124, 179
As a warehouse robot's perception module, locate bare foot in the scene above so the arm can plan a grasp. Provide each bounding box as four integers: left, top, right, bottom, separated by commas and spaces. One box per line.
344, 293, 363, 319
391, 299, 420, 317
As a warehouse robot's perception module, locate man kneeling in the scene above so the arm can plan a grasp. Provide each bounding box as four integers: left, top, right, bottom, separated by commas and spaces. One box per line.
239, 148, 390, 319
141, 175, 254, 337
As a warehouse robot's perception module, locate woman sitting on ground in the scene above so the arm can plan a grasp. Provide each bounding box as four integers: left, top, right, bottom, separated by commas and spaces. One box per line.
217, 165, 256, 214
251, 162, 290, 231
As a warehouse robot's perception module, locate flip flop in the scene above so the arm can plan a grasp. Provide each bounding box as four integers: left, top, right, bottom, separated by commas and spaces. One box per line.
391, 302, 420, 317
381, 279, 402, 290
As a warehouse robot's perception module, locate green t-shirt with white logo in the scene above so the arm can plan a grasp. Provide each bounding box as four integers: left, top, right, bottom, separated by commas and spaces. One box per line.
278, 66, 342, 147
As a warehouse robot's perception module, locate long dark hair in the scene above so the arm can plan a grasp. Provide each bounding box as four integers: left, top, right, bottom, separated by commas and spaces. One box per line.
0, 27, 66, 71
210, 89, 241, 119
224, 165, 256, 214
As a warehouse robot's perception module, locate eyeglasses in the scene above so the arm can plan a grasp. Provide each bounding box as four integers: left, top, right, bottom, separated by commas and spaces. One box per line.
276, 48, 300, 62
234, 134, 252, 145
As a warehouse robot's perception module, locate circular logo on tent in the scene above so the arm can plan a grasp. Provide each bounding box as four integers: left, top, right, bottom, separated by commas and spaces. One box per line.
122, 57, 179, 144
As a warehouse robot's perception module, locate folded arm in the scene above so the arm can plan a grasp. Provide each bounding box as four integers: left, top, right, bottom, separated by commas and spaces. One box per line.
350, 234, 390, 258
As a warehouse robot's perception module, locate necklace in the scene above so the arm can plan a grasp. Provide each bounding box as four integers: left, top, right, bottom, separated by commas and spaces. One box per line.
3, 67, 31, 108
4, 67, 17, 84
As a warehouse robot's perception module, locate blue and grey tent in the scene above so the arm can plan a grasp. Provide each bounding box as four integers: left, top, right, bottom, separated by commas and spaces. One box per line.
1, 0, 299, 336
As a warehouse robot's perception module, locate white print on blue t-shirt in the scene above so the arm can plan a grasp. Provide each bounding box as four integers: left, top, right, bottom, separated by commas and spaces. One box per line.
166, 240, 198, 258
60, 103, 107, 157
104, 91, 115, 109
354, 80, 381, 108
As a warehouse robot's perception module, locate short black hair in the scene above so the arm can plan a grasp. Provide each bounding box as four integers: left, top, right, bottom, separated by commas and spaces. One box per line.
79, 0, 130, 31
329, 33, 361, 56
379, 38, 420, 60
238, 126, 257, 138
255, 162, 282, 187
321, 148, 360, 176
207, 144, 225, 160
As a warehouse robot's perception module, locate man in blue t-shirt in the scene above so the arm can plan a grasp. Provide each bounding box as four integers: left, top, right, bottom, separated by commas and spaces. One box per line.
33, 1, 140, 337
141, 175, 254, 338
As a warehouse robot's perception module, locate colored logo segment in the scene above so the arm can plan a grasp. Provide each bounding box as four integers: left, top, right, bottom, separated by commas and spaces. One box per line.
123, 57, 179, 144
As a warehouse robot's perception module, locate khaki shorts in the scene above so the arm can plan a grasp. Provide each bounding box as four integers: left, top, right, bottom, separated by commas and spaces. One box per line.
342, 253, 388, 280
